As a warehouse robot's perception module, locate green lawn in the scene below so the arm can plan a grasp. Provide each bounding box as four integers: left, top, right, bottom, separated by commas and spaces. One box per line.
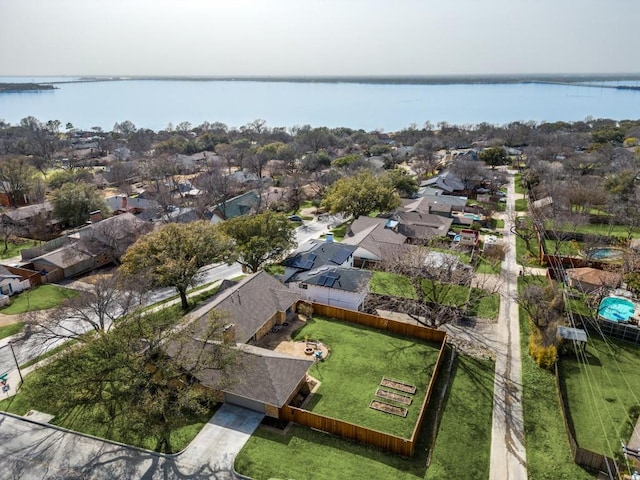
572, 222, 640, 239
515, 233, 543, 267
292, 316, 441, 438
476, 256, 502, 274
0, 305, 217, 453
370, 271, 500, 320
518, 278, 595, 480
0, 285, 79, 314
0, 239, 39, 260
236, 353, 494, 480
542, 239, 582, 257
0, 322, 23, 340
515, 173, 525, 194
490, 218, 505, 230
560, 337, 640, 460
515, 198, 528, 212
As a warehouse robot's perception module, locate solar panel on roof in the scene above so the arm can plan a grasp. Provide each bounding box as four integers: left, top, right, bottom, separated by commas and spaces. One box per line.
318, 275, 328, 286
330, 248, 352, 265
325, 277, 336, 287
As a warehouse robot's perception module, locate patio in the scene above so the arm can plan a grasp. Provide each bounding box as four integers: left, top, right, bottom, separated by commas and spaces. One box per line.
255, 316, 330, 360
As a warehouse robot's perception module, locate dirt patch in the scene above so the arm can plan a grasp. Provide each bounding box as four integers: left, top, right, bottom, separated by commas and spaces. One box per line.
274, 340, 329, 360
381, 378, 416, 394
369, 400, 408, 417
375, 388, 413, 405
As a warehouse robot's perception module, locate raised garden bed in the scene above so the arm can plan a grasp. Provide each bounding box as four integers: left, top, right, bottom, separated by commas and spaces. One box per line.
381, 378, 416, 395
369, 400, 408, 417
375, 388, 412, 405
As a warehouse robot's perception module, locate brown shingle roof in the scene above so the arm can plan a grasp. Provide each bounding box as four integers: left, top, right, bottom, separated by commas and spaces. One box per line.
566, 267, 621, 288
190, 271, 300, 344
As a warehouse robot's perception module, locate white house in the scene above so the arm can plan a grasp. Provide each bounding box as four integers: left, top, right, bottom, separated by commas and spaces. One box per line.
0, 266, 29, 296
287, 266, 372, 311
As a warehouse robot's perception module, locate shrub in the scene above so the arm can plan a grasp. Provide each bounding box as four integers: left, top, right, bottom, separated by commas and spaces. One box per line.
528, 328, 557, 370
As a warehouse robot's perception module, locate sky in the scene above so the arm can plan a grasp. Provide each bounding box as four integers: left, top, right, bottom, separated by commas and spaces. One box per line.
1, 0, 638, 77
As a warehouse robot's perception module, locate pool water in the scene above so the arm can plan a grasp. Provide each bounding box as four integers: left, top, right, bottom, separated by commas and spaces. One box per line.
598, 297, 635, 322
588, 248, 624, 260
463, 213, 482, 221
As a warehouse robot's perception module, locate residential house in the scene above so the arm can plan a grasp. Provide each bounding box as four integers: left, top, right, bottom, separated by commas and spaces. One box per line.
30, 213, 151, 281
419, 171, 466, 195
342, 217, 409, 267
0, 201, 60, 240
0, 181, 31, 208
106, 195, 160, 217
390, 211, 453, 242
178, 271, 312, 414
209, 190, 261, 224
458, 229, 479, 247
282, 240, 370, 310
0, 266, 29, 296
566, 267, 622, 294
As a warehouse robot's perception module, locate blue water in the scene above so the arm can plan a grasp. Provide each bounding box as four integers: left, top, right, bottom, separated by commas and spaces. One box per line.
587, 248, 624, 260
1, 78, 640, 131
598, 297, 635, 322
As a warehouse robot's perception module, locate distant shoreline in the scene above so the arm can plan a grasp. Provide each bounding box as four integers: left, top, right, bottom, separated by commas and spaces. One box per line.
3, 74, 640, 87
0, 83, 56, 93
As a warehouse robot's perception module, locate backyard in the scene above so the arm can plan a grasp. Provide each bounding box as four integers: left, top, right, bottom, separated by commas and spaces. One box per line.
370, 271, 500, 320
560, 335, 640, 460
0, 239, 39, 260
235, 353, 494, 480
0, 284, 78, 315
291, 316, 442, 438
518, 277, 595, 480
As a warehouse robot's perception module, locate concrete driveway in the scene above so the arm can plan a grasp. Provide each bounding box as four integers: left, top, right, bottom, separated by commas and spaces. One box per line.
0, 403, 263, 479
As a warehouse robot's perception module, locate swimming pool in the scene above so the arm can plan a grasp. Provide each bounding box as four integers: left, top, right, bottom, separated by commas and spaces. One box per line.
598, 297, 635, 322
587, 247, 624, 261
463, 213, 483, 221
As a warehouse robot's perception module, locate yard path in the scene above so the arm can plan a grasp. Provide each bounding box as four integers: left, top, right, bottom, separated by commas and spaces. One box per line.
489, 171, 528, 480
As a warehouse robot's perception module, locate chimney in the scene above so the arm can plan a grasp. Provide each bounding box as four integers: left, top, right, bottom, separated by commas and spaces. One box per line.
223, 324, 237, 344
121, 196, 128, 210
89, 210, 103, 223
326, 233, 334, 243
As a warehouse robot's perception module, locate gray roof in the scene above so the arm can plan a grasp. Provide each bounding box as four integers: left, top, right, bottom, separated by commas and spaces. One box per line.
290, 266, 371, 293
172, 340, 313, 408
191, 271, 300, 344
557, 326, 588, 343
0, 266, 21, 280
282, 240, 356, 271
106, 195, 159, 212
393, 211, 452, 239
211, 190, 260, 220
3, 202, 54, 222
343, 216, 408, 260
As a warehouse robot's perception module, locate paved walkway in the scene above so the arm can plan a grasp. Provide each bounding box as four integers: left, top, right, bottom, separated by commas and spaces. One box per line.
0, 403, 263, 479
489, 171, 528, 480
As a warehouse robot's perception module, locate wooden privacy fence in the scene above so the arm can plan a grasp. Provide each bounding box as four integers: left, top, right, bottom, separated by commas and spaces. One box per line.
310, 302, 447, 343
280, 302, 448, 456
279, 406, 415, 457
554, 363, 623, 476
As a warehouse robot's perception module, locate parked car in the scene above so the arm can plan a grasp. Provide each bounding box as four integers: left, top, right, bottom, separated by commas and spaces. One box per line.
288, 215, 303, 222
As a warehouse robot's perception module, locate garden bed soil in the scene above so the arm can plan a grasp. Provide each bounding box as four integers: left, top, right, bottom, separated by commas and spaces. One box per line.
375, 388, 412, 405
369, 400, 408, 417
381, 378, 417, 394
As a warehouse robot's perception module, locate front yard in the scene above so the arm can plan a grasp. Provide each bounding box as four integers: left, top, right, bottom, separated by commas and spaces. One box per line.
291, 316, 441, 438
236, 353, 494, 480
0, 284, 79, 314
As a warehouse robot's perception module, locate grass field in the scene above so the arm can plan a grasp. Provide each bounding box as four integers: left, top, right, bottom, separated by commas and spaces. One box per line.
0, 239, 39, 260
0, 285, 79, 314
518, 277, 595, 480
292, 316, 441, 437
515, 173, 525, 194
515, 233, 543, 267
476, 256, 502, 274
0, 305, 216, 453
573, 222, 640, 239
543, 238, 582, 257
370, 271, 500, 320
0, 322, 23, 340
235, 353, 494, 480
560, 336, 640, 460
515, 198, 528, 212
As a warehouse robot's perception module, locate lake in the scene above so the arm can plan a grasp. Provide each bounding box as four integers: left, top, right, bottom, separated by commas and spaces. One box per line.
0, 77, 639, 132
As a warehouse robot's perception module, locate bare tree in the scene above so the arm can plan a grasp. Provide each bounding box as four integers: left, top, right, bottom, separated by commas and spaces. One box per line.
23, 272, 150, 344
367, 245, 501, 327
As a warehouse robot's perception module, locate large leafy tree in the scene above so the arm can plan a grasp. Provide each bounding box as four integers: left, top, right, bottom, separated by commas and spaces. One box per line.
382, 168, 419, 198
22, 307, 236, 453
0, 155, 38, 207
321, 170, 401, 219
479, 146, 509, 169
121, 221, 236, 310
51, 182, 109, 227
220, 211, 296, 273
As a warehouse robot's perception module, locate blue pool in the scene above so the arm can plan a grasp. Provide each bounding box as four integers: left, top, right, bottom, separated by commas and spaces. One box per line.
598, 297, 635, 322
463, 213, 482, 221
587, 247, 624, 261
